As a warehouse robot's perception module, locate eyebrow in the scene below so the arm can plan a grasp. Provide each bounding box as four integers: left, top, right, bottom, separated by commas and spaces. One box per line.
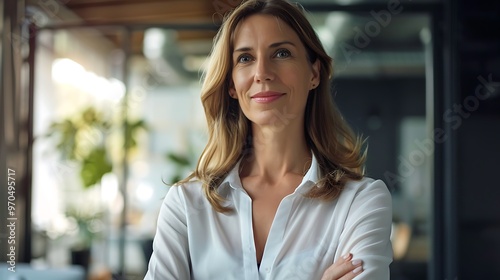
233, 41, 296, 53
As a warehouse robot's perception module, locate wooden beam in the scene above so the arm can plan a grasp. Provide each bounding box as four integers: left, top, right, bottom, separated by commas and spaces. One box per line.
65, 0, 217, 24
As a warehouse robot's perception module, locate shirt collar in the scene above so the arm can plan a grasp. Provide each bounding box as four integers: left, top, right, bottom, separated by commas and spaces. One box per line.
219, 153, 320, 195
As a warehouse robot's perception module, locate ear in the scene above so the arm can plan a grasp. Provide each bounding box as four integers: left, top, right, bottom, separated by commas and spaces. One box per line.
229, 82, 238, 99
310, 59, 320, 89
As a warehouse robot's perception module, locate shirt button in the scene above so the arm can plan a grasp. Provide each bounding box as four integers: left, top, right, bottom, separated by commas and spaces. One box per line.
265, 267, 270, 273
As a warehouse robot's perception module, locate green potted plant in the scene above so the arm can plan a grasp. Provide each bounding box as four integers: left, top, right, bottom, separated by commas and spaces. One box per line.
46, 107, 112, 188
45, 106, 146, 270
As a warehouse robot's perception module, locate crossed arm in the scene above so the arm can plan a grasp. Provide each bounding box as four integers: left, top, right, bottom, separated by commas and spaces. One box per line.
322, 179, 393, 280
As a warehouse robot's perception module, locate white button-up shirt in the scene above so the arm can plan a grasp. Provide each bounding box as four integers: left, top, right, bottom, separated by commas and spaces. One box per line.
145, 156, 392, 280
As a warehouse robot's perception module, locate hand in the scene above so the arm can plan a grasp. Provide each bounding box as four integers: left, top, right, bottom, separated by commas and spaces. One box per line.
321, 253, 363, 280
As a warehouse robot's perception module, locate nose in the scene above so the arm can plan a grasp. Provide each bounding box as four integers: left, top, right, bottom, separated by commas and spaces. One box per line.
254, 58, 274, 83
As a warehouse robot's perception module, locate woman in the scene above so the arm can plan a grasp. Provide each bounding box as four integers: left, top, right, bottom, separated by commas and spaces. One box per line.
145, 0, 392, 279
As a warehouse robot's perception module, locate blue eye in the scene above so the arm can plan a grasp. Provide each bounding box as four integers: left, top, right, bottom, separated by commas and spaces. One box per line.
237, 54, 252, 63
275, 49, 291, 58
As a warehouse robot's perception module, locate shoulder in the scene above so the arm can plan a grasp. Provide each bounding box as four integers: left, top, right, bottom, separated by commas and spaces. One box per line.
339, 177, 392, 211
345, 177, 391, 197
163, 179, 207, 208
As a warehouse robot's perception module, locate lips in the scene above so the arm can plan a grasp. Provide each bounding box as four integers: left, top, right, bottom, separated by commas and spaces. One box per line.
251, 91, 284, 104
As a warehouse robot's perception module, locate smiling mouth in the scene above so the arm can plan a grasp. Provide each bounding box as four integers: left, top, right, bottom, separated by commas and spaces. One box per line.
251, 91, 285, 104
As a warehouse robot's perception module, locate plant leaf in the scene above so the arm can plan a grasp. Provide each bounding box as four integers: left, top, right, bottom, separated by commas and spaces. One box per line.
80, 147, 112, 188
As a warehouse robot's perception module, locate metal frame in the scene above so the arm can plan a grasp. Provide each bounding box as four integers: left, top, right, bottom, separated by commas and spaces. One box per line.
440, 0, 459, 279
1, 0, 31, 264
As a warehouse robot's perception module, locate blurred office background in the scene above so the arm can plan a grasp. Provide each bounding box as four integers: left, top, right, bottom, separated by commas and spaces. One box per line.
1, 0, 499, 279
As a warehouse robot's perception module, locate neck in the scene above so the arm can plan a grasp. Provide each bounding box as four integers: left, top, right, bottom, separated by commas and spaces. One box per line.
241, 121, 311, 179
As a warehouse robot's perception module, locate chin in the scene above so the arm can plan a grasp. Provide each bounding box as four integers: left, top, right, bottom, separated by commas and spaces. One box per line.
247, 111, 295, 131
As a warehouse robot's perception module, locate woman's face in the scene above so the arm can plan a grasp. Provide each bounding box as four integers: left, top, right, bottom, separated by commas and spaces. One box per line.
229, 14, 320, 130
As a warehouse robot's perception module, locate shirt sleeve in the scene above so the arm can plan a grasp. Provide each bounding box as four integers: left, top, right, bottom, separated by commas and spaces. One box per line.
144, 185, 191, 280
336, 179, 393, 280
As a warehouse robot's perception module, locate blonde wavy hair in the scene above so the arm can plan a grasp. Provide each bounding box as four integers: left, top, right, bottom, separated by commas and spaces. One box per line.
179, 0, 366, 212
